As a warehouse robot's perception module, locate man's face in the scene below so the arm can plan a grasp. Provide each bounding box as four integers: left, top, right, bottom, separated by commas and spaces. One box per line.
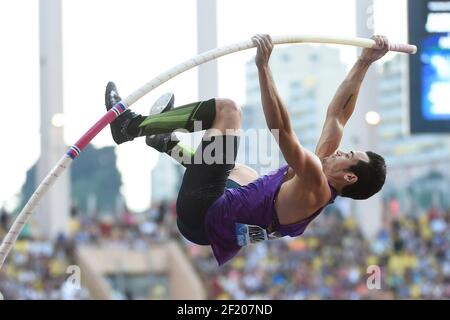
322, 150, 370, 175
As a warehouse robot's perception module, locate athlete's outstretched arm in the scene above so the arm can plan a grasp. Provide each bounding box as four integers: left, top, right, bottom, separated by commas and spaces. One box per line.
252, 35, 293, 137
252, 34, 323, 184
315, 35, 390, 159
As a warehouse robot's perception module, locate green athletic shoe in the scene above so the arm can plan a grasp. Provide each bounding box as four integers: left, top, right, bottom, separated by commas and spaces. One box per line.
145, 92, 180, 153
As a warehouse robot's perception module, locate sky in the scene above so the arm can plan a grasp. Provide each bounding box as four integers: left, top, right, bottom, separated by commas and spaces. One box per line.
0, 0, 407, 212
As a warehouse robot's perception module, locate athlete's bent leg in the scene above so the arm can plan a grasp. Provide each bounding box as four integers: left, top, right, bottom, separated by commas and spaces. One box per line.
175, 99, 242, 245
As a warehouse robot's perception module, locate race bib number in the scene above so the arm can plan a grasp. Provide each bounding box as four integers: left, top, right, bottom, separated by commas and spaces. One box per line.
235, 223, 281, 247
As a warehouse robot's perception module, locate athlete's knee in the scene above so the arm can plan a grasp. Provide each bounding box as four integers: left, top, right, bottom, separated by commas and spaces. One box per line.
215, 98, 242, 123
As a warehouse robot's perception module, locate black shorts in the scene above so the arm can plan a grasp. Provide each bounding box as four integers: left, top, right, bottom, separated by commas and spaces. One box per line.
176, 135, 239, 245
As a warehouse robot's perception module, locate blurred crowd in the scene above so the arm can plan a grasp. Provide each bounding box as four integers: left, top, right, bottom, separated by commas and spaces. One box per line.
183, 204, 450, 300
0, 206, 84, 299
1, 200, 450, 300
0, 202, 172, 300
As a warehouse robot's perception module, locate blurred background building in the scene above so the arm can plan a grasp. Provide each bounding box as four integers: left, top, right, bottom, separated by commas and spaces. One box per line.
33, 0, 70, 239
151, 155, 183, 203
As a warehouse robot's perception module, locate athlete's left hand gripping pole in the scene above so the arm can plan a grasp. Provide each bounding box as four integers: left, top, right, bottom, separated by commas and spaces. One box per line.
0, 34, 417, 271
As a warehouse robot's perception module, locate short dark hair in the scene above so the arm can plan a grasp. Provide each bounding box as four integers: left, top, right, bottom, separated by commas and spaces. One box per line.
341, 151, 386, 200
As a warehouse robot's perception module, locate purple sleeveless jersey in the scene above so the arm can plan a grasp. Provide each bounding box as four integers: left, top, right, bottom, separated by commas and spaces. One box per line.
204, 165, 338, 265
